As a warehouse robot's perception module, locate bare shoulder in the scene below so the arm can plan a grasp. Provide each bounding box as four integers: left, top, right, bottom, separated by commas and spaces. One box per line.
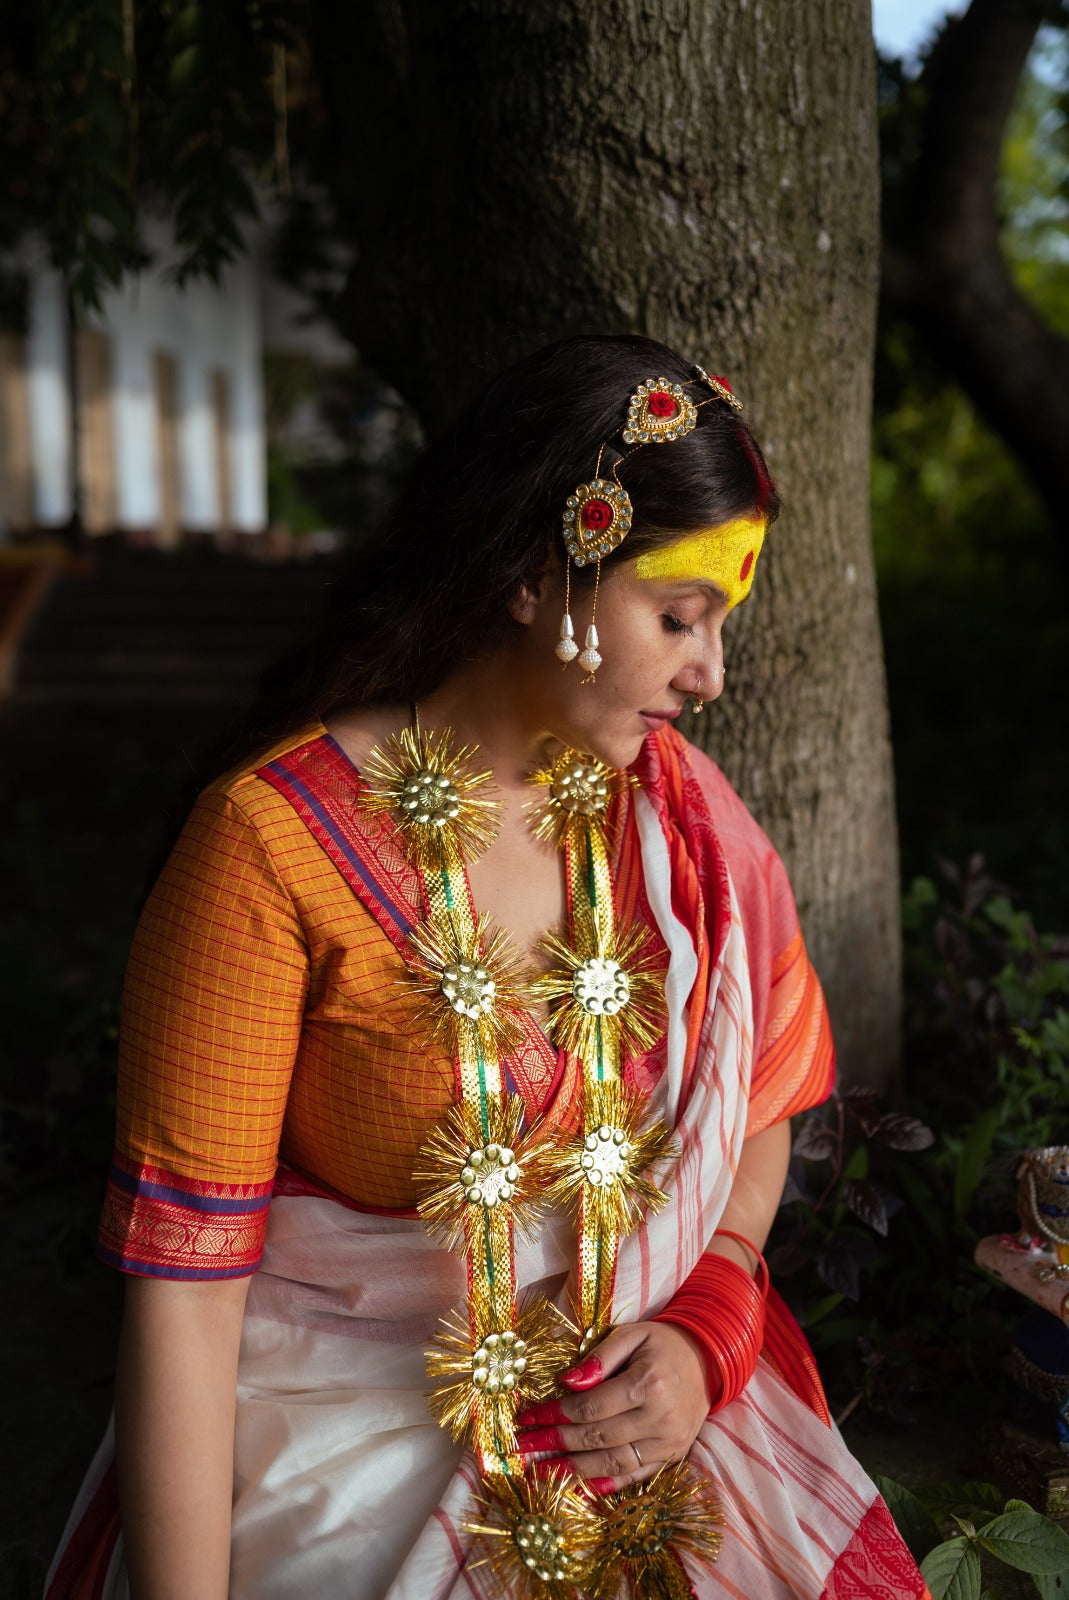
323, 702, 409, 773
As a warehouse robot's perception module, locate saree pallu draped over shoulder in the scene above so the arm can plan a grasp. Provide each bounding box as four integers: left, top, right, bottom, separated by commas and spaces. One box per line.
45, 726, 929, 1600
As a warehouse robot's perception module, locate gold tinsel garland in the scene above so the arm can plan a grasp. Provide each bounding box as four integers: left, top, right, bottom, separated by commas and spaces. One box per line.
359, 725, 500, 867
538, 1077, 676, 1241
532, 918, 665, 1070
405, 913, 530, 1060
466, 1472, 603, 1598
586, 1464, 725, 1600
425, 1296, 564, 1455
360, 729, 724, 1591
414, 1096, 549, 1251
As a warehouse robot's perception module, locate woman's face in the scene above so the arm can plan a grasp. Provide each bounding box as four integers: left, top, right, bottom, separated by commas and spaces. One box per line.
513, 557, 733, 770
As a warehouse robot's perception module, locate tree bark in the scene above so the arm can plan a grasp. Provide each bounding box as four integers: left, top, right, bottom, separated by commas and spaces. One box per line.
881, 0, 1069, 535
315, 0, 898, 1086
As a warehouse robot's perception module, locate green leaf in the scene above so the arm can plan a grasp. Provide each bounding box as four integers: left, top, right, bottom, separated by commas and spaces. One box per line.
985, 894, 1019, 933
975, 1507, 1069, 1574
1032, 1567, 1068, 1599
901, 875, 938, 930
872, 1475, 941, 1564
921, 1535, 982, 1600
953, 1107, 1001, 1222
842, 1142, 870, 1181
799, 1291, 844, 1328
923, 1481, 1007, 1522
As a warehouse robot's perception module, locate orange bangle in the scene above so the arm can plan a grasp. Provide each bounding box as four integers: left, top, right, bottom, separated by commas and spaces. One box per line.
713, 1229, 769, 1297
653, 1251, 766, 1412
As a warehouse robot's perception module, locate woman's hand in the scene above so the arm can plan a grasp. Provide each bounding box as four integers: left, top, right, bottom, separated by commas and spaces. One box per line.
515, 1322, 711, 1492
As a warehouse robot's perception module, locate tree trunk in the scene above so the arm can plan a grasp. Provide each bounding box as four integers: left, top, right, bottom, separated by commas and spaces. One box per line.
316, 0, 898, 1086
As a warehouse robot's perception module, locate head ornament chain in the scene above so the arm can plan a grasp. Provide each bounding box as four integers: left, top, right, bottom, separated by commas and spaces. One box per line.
556, 366, 744, 681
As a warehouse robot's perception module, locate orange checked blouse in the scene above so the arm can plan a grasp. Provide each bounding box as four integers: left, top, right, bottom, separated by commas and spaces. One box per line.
97, 723, 835, 1284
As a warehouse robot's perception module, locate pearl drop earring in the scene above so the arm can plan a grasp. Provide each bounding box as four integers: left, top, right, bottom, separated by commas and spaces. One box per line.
578, 621, 602, 677
576, 558, 604, 682
555, 561, 579, 664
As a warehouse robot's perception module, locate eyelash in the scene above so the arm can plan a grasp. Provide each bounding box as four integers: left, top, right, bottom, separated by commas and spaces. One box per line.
662, 614, 694, 636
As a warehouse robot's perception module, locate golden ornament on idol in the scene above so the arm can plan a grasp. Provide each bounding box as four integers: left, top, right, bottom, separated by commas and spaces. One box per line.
358, 730, 724, 1595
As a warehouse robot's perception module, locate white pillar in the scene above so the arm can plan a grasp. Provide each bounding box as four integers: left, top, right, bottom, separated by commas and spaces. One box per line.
97, 287, 160, 532
25, 269, 72, 527
177, 345, 218, 532
227, 254, 267, 532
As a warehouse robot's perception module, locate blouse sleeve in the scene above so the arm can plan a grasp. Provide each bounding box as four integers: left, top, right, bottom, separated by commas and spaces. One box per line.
97, 785, 309, 1280
745, 882, 836, 1137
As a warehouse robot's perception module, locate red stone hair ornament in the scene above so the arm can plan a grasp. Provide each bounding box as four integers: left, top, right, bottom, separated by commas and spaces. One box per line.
556, 367, 743, 680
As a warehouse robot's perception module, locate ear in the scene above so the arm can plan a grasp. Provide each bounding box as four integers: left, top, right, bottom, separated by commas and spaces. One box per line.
507, 545, 560, 626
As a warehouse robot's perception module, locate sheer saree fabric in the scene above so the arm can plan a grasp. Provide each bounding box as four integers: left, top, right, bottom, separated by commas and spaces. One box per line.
47, 727, 927, 1599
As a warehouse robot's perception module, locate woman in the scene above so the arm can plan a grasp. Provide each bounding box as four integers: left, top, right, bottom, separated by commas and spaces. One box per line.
48, 335, 928, 1600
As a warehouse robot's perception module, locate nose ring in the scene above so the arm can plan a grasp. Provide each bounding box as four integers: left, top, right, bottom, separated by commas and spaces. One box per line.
689, 696, 704, 714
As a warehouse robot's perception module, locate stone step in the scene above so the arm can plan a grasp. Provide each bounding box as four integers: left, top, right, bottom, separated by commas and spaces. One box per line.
10, 556, 331, 706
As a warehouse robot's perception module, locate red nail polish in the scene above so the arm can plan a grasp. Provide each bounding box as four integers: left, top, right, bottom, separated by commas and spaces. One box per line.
518, 1399, 569, 1427
561, 1356, 603, 1389
587, 1476, 615, 1495
518, 1426, 565, 1454
532, 1458, 575, 1480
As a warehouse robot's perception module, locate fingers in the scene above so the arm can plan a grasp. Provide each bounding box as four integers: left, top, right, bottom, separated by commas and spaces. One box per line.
517, 1377, 643, 1459
531, 1442, 664, 1495
516, 1321, 709, 1496
515, 1398, 570, 1427
516, 1402, 672, 1479
560, 1324, 646, 1388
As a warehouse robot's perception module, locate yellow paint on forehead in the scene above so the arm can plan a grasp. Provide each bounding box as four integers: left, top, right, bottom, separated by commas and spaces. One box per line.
632, 515, 767, 610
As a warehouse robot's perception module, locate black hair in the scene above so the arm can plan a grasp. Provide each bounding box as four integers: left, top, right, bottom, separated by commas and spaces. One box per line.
238, 333, 779, 753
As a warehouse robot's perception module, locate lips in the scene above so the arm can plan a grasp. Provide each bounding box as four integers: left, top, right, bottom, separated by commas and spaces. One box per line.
639, 708, 683, 733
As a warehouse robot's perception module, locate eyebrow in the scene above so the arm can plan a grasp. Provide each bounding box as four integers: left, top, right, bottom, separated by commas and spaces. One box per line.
663, 578, 731, 607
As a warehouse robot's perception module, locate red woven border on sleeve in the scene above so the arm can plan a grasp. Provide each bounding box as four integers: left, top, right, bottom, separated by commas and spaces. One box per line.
96, 1159, 272, 1280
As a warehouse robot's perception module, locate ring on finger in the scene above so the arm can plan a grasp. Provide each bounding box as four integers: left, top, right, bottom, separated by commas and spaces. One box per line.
630, 1442, 643, 1468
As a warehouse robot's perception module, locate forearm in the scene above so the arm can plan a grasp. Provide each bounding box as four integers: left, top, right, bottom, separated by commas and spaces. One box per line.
707, 1118, 790, 1273
115, 1274, 250, 1600
651, 1120, 789, 1409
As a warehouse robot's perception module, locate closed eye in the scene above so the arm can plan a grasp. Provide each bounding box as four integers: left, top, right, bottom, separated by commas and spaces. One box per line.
662, 614, 694, 635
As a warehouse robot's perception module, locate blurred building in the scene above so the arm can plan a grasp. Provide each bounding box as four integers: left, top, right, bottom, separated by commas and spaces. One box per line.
0, 224, 350, 548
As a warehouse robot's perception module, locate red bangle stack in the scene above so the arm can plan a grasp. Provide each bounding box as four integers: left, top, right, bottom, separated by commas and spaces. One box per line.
652, 1230, 769, 1414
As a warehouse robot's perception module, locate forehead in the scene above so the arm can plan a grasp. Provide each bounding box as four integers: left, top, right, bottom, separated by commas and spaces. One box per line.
632, 516, 767, 608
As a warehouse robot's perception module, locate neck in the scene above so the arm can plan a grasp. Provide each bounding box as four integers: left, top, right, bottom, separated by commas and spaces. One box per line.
418, 651, 562, 792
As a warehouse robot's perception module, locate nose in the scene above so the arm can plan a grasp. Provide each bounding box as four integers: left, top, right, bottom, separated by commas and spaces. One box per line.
674, 629, 725, 704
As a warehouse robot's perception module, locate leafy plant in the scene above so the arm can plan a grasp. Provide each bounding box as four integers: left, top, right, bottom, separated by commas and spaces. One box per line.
771, 864, 1069, 1424
768, 1087, 940, 1418
773, 1088, 933, 1300
902, 857, 1069, 1156
876, 1476, 1069, 1600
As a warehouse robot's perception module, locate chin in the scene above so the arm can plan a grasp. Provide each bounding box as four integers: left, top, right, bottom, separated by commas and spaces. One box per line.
578, 727, 647, 770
